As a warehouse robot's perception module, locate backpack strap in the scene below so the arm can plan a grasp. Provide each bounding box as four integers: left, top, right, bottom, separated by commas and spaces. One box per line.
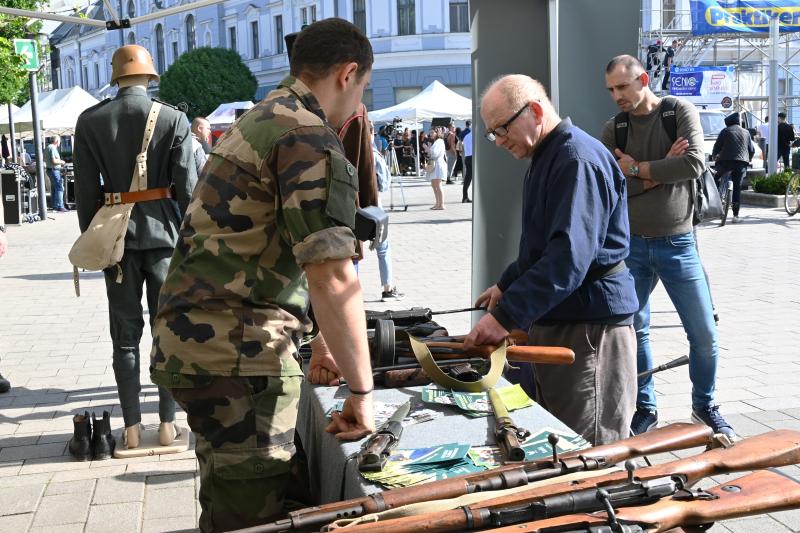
614, 111, 629, 153
130, 102, 162, 193
659, 97, 678, 143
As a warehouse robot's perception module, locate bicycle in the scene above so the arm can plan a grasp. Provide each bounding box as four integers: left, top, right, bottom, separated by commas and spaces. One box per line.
785, 171, 800, 216
714, 169, 733, 226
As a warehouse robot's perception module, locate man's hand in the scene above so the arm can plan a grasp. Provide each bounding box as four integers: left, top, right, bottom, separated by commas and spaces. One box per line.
307, 348, 341, 386
325, 394, 375, 441
0, 232, 6, 258
667, 137, 689, 158
614, 149, 638, 177
641, 178, 659, 190
475, 284, 503, 311
463, 313, 509, 351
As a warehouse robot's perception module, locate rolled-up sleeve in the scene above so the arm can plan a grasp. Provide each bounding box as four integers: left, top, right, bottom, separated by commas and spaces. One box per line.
273, 126, 359, 266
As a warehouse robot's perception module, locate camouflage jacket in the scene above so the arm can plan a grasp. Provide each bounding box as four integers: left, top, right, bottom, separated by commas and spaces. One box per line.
151, 76, 359, 386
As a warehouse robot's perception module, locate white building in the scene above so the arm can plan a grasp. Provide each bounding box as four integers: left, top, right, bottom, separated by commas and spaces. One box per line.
50, 0, 471, 110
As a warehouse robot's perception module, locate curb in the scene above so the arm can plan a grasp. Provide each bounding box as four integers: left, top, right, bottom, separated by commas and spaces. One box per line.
741, 190, 783, 208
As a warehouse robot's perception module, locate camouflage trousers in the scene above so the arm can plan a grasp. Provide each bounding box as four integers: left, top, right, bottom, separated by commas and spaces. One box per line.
171, 375, 302, 533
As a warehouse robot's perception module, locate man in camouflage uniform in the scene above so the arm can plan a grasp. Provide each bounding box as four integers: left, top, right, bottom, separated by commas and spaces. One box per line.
151, 19, 376, 532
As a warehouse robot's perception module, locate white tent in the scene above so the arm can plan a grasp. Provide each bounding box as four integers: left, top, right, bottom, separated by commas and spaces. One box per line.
0, 103, 20, 125
207, 101, 255, 128
0, 86, 100, 134
368, 80, 472, 123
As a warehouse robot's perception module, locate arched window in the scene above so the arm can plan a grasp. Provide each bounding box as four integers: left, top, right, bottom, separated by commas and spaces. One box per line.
127, 0, 135, 18
127, 31, 136, 44
186, 15, 196, 52
155, 24, 165, 74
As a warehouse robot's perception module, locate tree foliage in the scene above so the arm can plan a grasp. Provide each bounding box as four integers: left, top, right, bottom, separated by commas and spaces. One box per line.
0, 0, 44, 105
158, 47, 257, 118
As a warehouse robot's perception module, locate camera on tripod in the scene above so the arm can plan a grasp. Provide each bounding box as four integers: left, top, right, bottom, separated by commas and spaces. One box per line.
383, 117, 403, 139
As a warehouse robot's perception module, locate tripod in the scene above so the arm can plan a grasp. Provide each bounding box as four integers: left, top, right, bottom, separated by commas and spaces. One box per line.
384, 146, 408, 212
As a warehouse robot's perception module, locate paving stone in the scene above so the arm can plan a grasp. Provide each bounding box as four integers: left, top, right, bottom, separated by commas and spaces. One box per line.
142, 515, 198, 533
31, 490, 92, 527
0, 513, 33, 532
721, 516, 794, 532
0, 483, 44, 515
0, 441, 66, 462
93, 475, 146, 504
28, 523, 85, 533
44, 478, 96, 497
143, 485, 195, 520
146, 472, 195, 488
85, 502, 142, 533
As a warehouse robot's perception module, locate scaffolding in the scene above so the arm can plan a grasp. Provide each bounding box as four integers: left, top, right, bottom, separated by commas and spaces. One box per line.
639, 8, 800, 123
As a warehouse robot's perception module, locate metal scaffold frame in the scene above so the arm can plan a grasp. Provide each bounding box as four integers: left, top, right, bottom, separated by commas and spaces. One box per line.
639, 7, 800, 122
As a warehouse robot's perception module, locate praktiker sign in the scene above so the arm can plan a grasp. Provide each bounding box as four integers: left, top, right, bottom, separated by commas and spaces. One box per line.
691, 0, 800, 34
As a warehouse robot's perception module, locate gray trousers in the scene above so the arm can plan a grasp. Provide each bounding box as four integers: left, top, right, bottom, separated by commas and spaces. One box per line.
104, 248, 176, 427
529, 322, 636, 445
445, 152, 457, 179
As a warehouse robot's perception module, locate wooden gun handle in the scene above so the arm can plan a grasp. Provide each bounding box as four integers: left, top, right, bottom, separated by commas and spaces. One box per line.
424, 341, 575, 365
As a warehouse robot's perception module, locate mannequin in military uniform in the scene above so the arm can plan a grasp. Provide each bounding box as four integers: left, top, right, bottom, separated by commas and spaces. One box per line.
73, 45, 197, 449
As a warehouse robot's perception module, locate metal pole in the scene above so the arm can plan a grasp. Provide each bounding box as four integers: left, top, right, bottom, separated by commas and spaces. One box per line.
7, 103, 17, 165
768, 15, 778, 174
548, 0, 559, 112
30, 72, 47, 219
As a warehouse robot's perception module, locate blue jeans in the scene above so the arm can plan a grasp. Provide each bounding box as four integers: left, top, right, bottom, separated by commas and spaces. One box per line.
628, 233, 718, 411
376, 238, 392, 288
46, 167, 64, 209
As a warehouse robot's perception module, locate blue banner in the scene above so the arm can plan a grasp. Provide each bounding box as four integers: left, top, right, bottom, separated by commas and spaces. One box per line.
670, 66, 735, 105
691, 0, 800, 34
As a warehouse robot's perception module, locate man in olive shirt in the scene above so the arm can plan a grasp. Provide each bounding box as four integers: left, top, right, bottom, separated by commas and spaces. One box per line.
601, 55, 735, 440
151, 20, 375, 532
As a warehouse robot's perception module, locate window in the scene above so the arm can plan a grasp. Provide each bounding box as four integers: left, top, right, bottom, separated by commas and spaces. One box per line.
394, 86, 421, 104
397, 0, 415, 36
204, 29, 212, 46
275, 15, 284, 53
171, 41, 178, 64
228, 26, 237, 51
251, 21, 259, 58
310, 5, 317, 23
662, 0, 676, 28
186, 15, 196, 51
93, 63, 99, 88
155, 24, 165, 74
82, 65, 88, 89
127, 31, 136, 44
67, 68, 74, 87
301, 7, 308, 26
127, 0, 135, 18
362, 88, 373, 110
353, 0, 366, 34
449, 0, 469, 32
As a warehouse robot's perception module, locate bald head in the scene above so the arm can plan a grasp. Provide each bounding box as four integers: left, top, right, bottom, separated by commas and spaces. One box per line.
192, 116, 211, 144
605, 55, 645, 76
481, 74, 554, 117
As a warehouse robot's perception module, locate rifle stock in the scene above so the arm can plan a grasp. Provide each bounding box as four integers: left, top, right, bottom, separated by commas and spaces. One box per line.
490, 469, 800, 532
424, 342, 575, 364
338, 430, 800, 533
241, 423, 711, 533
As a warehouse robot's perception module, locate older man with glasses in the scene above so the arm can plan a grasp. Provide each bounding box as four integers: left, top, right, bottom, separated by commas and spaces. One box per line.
463, 74, 639, 445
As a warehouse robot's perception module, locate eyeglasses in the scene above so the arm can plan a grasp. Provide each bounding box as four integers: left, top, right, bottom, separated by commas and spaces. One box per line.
485, 103, 530, 142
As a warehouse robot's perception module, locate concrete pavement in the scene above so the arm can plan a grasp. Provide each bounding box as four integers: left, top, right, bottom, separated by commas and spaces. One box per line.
1, 175, 800, 532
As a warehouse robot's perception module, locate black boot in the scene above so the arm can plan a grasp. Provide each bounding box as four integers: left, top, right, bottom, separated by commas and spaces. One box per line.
69, 412, 93, 462
92, 410, 116, 460
0, 373, 9, 394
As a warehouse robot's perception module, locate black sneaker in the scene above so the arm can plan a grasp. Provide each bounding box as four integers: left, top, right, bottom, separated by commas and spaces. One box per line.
381, 287, 405, 302
691, 405, 737, 440
0, 373, 9, 393
630, 407, 658, 436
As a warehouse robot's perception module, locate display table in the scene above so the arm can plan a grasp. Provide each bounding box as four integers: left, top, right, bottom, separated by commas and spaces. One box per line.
295, 378, 575, 504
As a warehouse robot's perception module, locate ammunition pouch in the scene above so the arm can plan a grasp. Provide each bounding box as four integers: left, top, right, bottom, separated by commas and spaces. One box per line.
354, 205, 389, 249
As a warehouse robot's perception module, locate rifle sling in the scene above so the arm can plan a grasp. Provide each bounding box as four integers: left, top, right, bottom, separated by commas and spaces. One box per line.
331, 467, 619, 528
405, 332, 505, 392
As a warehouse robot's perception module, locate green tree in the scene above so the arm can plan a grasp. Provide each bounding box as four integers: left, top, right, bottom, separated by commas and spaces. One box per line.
0, 0, 44, 105
158, 47, 257, 118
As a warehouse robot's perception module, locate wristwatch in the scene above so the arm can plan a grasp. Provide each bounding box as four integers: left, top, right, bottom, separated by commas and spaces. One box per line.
629, 164, 640, 177
0, 225, 6, 233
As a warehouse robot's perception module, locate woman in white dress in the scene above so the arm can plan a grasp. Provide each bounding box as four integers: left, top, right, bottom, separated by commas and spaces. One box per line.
427, 128, 447, 209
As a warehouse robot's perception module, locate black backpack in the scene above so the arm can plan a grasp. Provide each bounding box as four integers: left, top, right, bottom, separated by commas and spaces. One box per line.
613, 97, 678, 152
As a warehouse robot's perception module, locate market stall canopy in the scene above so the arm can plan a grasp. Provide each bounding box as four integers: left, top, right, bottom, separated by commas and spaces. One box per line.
0, 103, 21, 125
0, 86, 100, 135
206, 101, 255, 128
368, 80, 472, 123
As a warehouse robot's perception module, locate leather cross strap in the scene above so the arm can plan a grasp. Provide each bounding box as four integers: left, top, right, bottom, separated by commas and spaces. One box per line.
103, 101, 163, 207
104, 187, 173, 206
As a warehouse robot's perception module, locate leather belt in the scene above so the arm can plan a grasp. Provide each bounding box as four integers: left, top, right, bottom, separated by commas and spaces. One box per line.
104, 187, 172, 206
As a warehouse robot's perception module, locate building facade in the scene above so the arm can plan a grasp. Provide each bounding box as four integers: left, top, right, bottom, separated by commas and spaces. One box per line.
50, 0, 471, 110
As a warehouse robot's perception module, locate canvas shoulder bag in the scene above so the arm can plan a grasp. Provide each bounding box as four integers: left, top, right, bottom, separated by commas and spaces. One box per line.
68, 102, 163, 293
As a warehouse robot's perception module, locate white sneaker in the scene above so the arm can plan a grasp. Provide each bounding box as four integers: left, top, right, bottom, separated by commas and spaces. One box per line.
731, 215, 739, 223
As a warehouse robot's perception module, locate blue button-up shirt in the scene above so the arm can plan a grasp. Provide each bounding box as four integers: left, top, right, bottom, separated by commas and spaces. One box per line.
492, 118, 639, 331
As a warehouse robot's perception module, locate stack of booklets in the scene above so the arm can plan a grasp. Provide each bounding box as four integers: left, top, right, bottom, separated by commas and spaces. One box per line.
421, 383, 535, 417
361, 428, 591, 489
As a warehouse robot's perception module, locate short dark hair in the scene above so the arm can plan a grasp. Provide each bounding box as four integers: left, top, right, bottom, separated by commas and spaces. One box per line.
779, 112, 787, 119
605, 54, 645, 74
289, 18, 373, 81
